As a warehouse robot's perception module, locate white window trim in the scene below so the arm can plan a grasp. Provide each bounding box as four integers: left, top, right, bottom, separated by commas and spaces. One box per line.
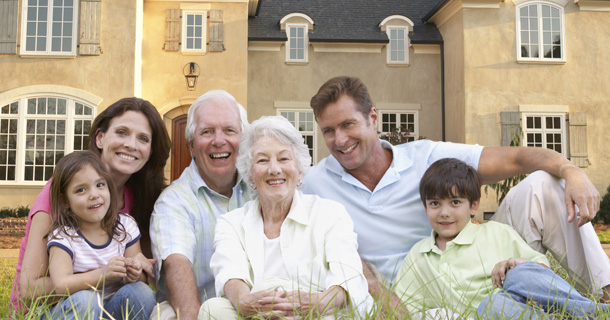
377, 110, 419, 139
181, 10, 207, 54
19, 0, 79, 57
285, 23, 308, 64
521, 112, 566, 157
515, 1, 566, 64
276, 109, 317, 164
385, 26, 410, 65
0, 94, 96, 186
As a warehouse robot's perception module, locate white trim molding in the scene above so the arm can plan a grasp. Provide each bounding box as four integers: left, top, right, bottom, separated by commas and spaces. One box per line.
512, 0, 568, 6
574, 0, 610, 11
412, 44, 441, 54
280, 13, 314, 31
0, 85, 102, 106
248, 41, 282, 51
312, 42, 383, 53
518, 104, 568, 113
379, 15, 414, 32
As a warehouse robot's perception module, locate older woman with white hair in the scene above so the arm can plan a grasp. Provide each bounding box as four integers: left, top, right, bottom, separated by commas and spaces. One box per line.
200, 116, 373, 319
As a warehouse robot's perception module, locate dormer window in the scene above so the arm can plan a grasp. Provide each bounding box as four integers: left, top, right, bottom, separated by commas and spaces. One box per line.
287, 24, 307, 62
280, 13, 314, 64
379, 15, 414, 66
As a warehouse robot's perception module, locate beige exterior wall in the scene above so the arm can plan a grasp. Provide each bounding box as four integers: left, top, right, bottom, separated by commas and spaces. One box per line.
247, 42, 443, 163
439, 10, 466, 143
142, 1, 249, 110
438, 2, 610, 215
0, 0, 138, 208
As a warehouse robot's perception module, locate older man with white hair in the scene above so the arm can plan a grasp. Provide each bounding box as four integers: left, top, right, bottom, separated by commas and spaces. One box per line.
150, 90, 254, 320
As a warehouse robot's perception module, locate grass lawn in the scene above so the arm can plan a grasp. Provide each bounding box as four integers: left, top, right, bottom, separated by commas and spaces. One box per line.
1, 257, 17, 317
598, 231, 610, 244
2, 227, 610, 318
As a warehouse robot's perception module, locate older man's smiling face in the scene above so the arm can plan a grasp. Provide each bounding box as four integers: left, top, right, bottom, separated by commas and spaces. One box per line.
189, 101, 241, 191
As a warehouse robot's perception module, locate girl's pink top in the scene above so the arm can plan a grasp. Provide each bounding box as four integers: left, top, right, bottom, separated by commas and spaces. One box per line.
9, 179, 133, 313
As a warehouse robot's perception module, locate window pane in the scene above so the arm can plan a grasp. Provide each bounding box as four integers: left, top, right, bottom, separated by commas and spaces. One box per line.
64, 8, 72, 22
37, 98, 46, 114
195, 14, 202, 25
187, 14, 194, 25
534, 117, 541, 129
58, 99, 66, 114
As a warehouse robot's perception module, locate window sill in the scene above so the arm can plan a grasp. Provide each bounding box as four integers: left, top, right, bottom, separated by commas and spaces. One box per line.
387, 62, 410, 67
517, 59, 566, 65
285, 60, 309, 65
181, 50, 208, 56
19, 53, 77, 59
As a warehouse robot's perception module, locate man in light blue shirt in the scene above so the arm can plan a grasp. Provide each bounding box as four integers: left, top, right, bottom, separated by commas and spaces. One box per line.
150, 90, 254, 320
302, 76, 609, 306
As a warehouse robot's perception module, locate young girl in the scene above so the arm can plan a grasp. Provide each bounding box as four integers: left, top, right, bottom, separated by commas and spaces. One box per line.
42, 151, 156, 320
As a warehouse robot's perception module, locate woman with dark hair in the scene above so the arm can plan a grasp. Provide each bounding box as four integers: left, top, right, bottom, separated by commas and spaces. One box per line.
10, 97, 171, 314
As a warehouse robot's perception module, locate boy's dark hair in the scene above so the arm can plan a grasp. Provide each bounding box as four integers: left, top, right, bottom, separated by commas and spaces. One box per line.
420, 158, 481, 207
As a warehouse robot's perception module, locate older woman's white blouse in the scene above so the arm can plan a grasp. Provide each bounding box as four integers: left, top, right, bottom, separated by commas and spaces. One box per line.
210, 191, 373, 318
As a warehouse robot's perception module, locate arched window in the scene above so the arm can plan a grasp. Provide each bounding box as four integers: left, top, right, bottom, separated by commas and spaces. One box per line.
516, 1, 566, 63
0, 94, 96, 184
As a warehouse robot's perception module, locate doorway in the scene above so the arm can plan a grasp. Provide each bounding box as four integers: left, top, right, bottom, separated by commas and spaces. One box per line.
171, 114, 191, 181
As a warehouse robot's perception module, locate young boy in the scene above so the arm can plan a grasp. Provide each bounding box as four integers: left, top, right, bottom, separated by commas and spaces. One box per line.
393, 158, 608, 319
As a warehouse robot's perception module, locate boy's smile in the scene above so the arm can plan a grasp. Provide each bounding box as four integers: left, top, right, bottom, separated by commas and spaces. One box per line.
425, 195, 479, 250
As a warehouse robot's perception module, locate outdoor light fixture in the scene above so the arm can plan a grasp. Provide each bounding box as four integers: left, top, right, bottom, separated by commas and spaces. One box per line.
183, 62, 200, 91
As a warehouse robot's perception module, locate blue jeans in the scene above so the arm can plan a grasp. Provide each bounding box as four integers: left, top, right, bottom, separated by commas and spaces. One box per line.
41, 282, 156, 320
477, 261, 609, 319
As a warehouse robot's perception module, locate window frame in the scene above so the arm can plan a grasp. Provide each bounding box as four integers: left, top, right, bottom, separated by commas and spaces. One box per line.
385, 26, 409, 65
285, 23, 308, 64
521, 112, 566, 157
0, 94, 96, 185
515, 1, 566, 63
20, 0, 79, 57
181, 10, 207, 54
377, 110, 419, 142
277, 109, 317, 165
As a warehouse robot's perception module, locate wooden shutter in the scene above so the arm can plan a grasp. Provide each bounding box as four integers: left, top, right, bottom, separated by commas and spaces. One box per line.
209, 9, 224, 52
79, 0, 102, 55
0, 0, 18, 54
164, 9, 180, 52
500, 112, 521, 146
569, 112, 588, 168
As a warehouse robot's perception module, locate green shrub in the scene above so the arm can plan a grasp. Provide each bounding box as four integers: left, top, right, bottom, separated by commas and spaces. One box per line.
593, 185, 610, 225
16, 205, 30, 218
0, 206, 30, 219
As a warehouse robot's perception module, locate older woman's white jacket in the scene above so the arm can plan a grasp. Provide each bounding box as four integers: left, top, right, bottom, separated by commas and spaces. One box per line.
210, 191, 373, 318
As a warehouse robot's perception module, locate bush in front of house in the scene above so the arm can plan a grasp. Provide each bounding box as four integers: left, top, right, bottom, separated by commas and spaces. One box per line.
0, 205, 30, 219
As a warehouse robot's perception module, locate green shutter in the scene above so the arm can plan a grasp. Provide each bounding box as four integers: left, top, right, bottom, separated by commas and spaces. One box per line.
209, 10, 224, 52
569, 112, 588, 168
501, 112, 521, 146
164, 9, 180, 52
0, 0, 18, 54
79, 0, 102, 55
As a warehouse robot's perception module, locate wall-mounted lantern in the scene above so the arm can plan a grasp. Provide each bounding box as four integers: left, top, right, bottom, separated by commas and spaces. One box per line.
183, 62, 200, 91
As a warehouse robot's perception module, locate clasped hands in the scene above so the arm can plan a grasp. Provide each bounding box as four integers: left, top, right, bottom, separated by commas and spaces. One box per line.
236, 288, 338, 319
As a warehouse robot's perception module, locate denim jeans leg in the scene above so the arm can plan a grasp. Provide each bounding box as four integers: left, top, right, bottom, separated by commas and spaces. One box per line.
40, 290, 102, 320
104, 282, 156, 320
504, 261, 609, 319
477, 291, 545, 319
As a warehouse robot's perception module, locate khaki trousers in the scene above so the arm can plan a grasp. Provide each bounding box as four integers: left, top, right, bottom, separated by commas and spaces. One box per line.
199, 278, 337, 320
492, 171, 610, 296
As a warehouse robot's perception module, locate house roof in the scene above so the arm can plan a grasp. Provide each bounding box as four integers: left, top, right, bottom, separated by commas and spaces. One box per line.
248, 0, 443, 44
